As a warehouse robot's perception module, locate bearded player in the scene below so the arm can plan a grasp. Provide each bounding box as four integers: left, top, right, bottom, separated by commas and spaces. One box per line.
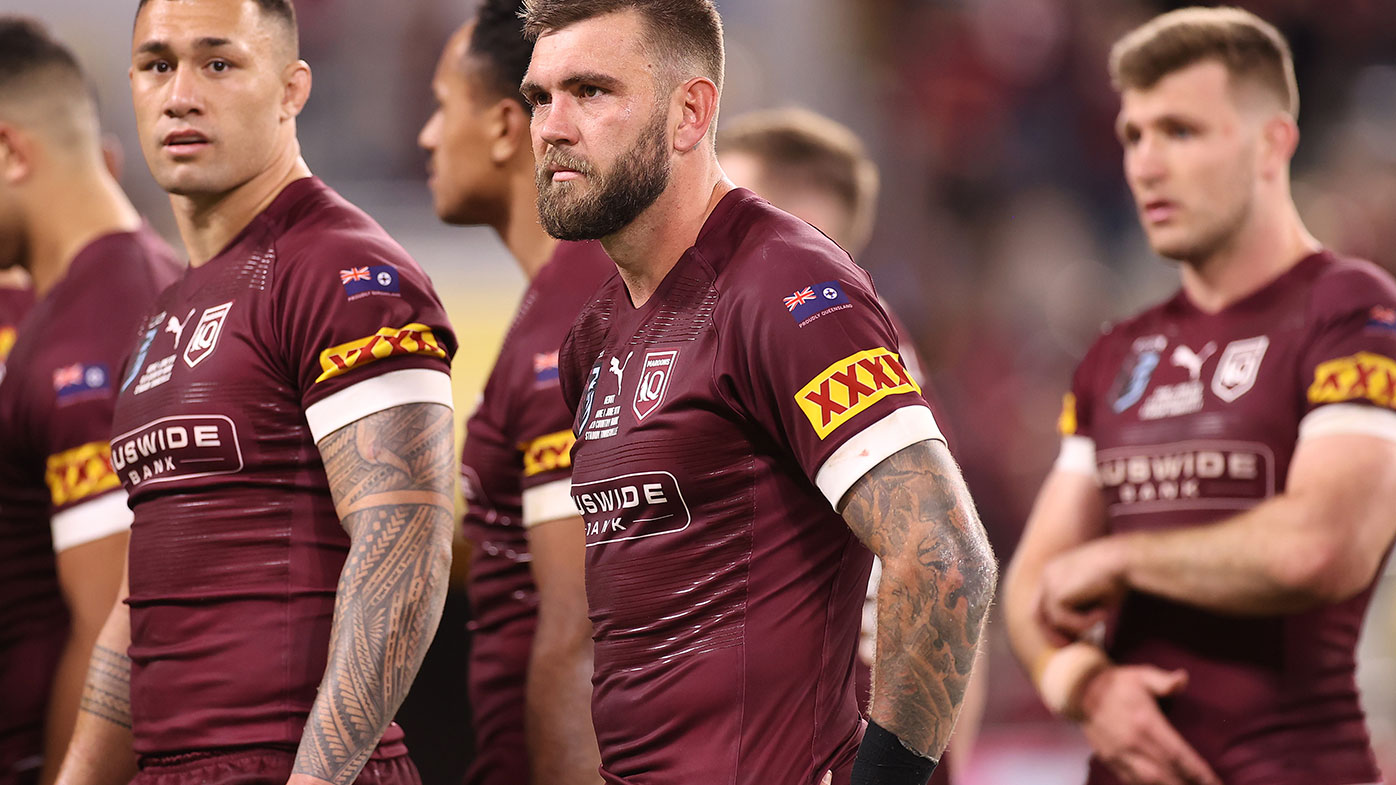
718, 107, 987, 785
55, 2, 457, 785
1004, 8, 1396, 785
0, 18, 181, 785
418, 2, 612, 783
522, 1, 997, 783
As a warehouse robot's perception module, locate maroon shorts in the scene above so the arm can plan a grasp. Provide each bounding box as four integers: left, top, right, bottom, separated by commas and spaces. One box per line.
463, 612, 535, 785
131, 748, 421, 785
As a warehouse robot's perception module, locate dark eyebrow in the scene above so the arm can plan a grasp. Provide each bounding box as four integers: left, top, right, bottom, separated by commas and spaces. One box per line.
136, 36, 234, 56
521, 71, 623, 98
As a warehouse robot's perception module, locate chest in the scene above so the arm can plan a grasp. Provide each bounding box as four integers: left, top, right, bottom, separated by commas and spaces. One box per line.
1090, 316, 1308, 525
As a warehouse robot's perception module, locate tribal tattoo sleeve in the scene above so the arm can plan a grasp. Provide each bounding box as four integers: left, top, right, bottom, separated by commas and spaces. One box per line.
293, 402, 456, 785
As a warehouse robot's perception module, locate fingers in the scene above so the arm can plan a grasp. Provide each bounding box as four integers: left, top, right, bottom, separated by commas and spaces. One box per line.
1039, 596, 1108, 641
1137, 666, 1188, 697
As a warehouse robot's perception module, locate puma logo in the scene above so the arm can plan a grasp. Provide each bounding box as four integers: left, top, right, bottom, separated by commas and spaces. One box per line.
165, 309, 195, 347
609, 351, 633, 391
1171, 341, 1217, 381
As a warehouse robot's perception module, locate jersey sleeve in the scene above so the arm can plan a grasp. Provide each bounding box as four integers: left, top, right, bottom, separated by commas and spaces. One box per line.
275, 236, 458, 443
719, 252, 944, 509
517, 352, 581, 528
44, 350, 134, 552
1054, 333, 1108, 478
1297, 281, 1396, 444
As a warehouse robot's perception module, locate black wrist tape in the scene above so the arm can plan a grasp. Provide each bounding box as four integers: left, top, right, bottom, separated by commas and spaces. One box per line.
849, 720, 939, 785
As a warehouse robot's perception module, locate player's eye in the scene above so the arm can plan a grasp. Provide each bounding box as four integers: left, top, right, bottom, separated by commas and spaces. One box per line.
531, 92, 552, 108
579, 84, 602, 98
147, 60, 172, 74
208, 60, 231, 73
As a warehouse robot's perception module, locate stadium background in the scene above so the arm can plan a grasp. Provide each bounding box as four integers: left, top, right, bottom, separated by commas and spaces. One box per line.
15, 0, 1396, 782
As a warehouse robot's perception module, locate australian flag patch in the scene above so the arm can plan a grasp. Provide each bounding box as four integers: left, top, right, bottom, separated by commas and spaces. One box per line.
53, 363, 111, 405
340, 265, 401, 300
785, 280, 852, 326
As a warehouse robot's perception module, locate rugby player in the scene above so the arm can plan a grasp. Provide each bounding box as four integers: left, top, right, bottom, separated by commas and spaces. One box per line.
418, 3, 611, 783
0, 18, 180, 785
718, 107, 985, 785
521, 2, 997, 783
0, 268, 31, 369
1003, 8, 1396, 785
55, 2, 457, 785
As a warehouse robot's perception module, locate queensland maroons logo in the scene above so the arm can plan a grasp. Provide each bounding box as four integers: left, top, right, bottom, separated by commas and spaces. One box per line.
183, 302, 234, 368
1211, 336, 1269, 403
633, 350, 678, 421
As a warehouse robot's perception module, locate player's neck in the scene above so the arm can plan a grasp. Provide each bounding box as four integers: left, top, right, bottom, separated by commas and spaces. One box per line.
500, 176, 559, 281
1179, 200, 1319, 313
25, 165, 141, 299
171, 146, 312, 267
602, 168, 734, 309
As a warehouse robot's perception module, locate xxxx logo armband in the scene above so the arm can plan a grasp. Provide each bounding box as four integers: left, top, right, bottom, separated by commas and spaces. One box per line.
316, 323, 447, 383
522, 430, 576, 478
46, 441, 120, 507
1308, 351, 1396, 409
795, 347, 921, 439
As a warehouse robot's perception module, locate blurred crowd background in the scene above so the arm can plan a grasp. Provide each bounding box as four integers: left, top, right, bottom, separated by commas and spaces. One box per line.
14, 0, 1396, 783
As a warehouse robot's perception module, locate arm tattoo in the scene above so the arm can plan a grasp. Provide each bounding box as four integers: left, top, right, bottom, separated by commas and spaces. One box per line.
293, 402, 456, 785
77, 644, 132, 730
841, 439, 997, 757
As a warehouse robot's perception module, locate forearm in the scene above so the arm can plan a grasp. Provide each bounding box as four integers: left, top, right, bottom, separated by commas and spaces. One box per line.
525, 619, 601, 785
39, 619, 104, 785
292, 511, 452, 784
53, 604, 135, 785
295, 402, 456, 785
846, 440, 997, 758
1115, 496, 1339, 614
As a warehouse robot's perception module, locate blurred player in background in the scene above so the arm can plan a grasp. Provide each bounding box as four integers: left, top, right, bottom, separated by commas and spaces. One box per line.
1004, 7, 1396, 785
0, 267, 31, 370
717, 106, 985, 785
0, 18, 180, 785
522, 1, 996, 783
418, 2, 613, 783
56, 2, 458, 785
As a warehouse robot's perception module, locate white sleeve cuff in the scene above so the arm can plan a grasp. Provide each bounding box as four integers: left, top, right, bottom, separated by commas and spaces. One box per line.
51, 491, 133, 552
306, 368, 454, 443
815, 406, 945, 508
1054, 435, 1098, 478
1299, 403, 1396, 444
522, 479, 578, 528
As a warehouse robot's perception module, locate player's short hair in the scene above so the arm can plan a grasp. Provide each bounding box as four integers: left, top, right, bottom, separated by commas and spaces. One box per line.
719, 107, 879, 252
468, 0, 533, 108
1110, 6, 1298, 119
135, 0, 299, 57
521, 0, 724, 94
0, 16, 97, 144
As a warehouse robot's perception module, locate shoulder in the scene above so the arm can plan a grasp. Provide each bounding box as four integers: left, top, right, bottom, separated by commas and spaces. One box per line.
704, 193, 874, 323
270, 179, 427, 283
1073, 296, 1179, 383
1303, 252, 1396, 319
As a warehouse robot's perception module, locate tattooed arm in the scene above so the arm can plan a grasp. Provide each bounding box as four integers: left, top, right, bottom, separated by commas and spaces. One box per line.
290, 402, 456, 785
52, 561, 137, 785
840, 439, 996, 759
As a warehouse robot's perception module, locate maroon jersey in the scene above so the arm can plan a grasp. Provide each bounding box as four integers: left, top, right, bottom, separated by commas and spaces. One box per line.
111, 178, 456, 759
559, 189, 944, 785
0, 282, 31, 373
458, 240, 615, 785
1058, 251, 1395, 785
0, 228, 178, 785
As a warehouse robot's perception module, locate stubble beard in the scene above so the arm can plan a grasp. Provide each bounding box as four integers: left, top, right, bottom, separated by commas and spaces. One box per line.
536, 110, 671, 241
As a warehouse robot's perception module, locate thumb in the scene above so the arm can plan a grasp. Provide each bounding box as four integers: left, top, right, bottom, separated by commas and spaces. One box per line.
1139, 667, 1188, 696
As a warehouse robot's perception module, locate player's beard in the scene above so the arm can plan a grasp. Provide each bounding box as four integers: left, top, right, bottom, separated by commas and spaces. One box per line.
536, 109, 671, 241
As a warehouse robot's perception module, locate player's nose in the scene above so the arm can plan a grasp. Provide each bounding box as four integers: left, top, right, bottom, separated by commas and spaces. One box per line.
536, 97, 579, 147
418, 111, 441, 152
163, 65, 202, 118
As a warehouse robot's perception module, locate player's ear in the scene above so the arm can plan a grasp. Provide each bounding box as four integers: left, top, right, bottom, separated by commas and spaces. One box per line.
490, 97, 529, 166
0, 124, 35, 185
1258, 112, 1298, 181
281, 60, 312, 121
673, 76, 718, 154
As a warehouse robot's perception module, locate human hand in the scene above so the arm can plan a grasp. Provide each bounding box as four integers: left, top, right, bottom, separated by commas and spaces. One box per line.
1038, 538, 1127, 643
1076, 665, 1220, 785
